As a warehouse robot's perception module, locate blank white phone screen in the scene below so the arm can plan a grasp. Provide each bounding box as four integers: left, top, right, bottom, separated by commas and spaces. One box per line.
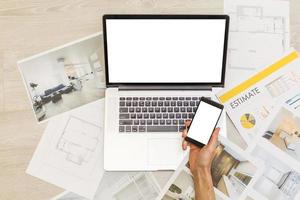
188, 101, 222, 145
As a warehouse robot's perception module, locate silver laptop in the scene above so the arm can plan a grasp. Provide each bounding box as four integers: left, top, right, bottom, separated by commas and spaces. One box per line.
103, 15, 229, 171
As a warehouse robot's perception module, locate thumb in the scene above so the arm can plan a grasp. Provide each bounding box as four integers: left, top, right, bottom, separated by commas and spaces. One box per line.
207, 127, 220, 152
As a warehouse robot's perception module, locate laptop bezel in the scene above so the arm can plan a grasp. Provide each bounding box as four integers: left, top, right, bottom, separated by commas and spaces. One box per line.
103, 14, 229, 88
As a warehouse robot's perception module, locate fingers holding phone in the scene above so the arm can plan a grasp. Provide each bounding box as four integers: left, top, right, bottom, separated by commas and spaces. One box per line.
181, 120, 220, 152
182, 121, 220, 174
184, 97, 223, 148
181, 97, 223, 173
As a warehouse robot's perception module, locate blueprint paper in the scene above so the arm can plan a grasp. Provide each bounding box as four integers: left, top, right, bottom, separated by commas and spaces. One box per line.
224, 0, 290, 70
27, 99, 105, 199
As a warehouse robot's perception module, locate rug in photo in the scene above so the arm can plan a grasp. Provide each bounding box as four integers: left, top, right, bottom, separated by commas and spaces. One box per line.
18, 32, 105, 122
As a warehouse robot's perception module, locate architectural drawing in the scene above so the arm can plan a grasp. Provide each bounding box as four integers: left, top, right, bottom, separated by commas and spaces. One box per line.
224, 0, 290, 70
56, 115, 102, 165
27, 99, 105, 199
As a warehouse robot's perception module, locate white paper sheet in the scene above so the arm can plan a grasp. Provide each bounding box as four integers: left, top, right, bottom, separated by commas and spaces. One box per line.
27, 99, 105, 199
224, 0, 290, 71
51, 171, 174, 200
217, 50, 300, 143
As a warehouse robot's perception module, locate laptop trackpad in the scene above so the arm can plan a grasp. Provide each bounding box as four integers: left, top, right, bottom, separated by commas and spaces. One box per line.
147, 138, 182, 168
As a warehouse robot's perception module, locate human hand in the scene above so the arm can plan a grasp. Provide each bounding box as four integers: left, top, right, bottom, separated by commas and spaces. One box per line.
182, 120, 220, 176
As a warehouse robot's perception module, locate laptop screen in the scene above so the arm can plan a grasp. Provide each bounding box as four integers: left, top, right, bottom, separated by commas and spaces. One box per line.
103, 15, 228, 86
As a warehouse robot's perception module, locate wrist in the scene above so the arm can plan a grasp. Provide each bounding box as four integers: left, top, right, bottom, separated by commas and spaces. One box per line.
192, 166, 211, 178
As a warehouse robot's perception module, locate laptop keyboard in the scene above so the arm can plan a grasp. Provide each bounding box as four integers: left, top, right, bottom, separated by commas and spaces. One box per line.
119, 96, 208, 133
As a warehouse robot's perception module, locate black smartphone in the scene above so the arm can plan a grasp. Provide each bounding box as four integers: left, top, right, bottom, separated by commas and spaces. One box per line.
185, 97, 224, 148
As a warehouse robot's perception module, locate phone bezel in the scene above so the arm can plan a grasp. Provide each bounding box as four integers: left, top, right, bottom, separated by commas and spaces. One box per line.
185, 97, 224, 148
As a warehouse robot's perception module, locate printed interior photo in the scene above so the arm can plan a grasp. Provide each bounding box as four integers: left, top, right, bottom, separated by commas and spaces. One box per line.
210, 143, 256, 199
160, 164, 225, 200
261, 106, 300, 162
18, 33, 105, 122
251, 145, 300, 200
162, 167, 195, 200
161, 138, 258, 200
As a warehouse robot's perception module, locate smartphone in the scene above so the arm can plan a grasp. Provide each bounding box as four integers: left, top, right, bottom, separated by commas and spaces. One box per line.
185, 97, 223, 147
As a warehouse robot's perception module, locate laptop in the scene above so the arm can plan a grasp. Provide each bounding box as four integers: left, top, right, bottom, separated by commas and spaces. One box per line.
103, 14, 229, 171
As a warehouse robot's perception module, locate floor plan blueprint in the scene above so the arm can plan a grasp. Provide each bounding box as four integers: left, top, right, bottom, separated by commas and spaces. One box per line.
56, 116, 102, 165
27, 99, 105, 199
224, 0, 290, 70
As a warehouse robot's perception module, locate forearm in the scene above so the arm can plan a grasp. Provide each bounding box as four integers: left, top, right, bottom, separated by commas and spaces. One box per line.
193, 167, 215, 200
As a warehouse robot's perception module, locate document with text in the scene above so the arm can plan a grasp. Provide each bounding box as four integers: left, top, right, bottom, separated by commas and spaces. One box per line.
217, 50, 300, 143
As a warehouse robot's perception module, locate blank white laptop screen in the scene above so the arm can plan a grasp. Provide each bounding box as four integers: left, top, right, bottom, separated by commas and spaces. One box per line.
105, 19, 226, 83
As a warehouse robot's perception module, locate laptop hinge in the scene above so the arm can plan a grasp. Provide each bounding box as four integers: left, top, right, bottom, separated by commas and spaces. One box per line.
116, 85, 213, 91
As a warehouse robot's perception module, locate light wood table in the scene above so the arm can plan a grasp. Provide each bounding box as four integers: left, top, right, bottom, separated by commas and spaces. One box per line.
0, 1, 299, 199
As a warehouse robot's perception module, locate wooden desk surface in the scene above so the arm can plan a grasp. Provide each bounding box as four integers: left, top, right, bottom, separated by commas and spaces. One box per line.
0, 1, 299, 199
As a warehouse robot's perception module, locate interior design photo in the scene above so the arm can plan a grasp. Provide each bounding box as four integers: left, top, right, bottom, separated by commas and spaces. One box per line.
210, 143, 256, 199
261, 106, 300, 161
18, 33, 105, 122
251, 145, 300, 200
162, 168, 195, 200
162, 167, 225, 200
162, 140, 257, 200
